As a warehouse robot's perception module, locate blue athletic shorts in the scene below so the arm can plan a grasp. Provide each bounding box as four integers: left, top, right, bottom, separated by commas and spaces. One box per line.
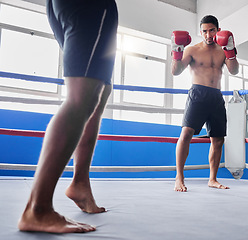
182, 84, 227, 137
46, 0, 118, 84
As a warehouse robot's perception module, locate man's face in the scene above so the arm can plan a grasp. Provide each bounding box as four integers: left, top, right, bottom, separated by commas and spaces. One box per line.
200, 23, 219, 45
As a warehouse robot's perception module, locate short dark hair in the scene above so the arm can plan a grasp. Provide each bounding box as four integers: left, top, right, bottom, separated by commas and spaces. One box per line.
200, 15, 219, 29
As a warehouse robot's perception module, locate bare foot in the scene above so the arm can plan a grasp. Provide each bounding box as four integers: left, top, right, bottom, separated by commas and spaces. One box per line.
18, 205, 96, 233
174, 178, 187, 192
208, 180, 230, 189
65, 183, 105, 214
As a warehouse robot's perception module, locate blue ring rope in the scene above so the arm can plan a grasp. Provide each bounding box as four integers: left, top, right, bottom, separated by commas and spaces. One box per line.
113, 84, 189, 94
0, 71, 64, 85
0, 71, 247, 96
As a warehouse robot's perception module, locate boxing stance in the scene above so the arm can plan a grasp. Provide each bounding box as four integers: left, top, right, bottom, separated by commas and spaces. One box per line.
171, 15, 239, 192
18, 0, 118, 233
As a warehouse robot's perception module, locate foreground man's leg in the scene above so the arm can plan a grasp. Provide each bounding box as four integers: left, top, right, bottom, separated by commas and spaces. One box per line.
18, 77, 104, 233
66, 85, 112, 213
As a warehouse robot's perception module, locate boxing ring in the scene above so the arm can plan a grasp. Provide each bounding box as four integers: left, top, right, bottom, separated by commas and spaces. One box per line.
0, 71, 247, 177
0, 71, 248, 240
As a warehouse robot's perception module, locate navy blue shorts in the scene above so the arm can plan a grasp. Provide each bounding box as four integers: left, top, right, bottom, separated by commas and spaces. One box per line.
182, 84, 227, 137
46, 0, 118, 84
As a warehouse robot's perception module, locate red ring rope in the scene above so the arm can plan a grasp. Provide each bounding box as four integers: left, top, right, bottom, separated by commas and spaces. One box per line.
0, 128, 212, 143
0, 128, 45, 137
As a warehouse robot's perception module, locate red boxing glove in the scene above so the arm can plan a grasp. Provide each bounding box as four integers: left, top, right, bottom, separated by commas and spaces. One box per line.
215, 30, 237, 60
171, 31, 191, 61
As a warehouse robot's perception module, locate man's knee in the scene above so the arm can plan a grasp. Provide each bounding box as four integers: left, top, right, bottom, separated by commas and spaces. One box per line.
94, 84, 112, 114
100, 84, 112, 105
179, 127, 195, 143
211, 137, 224, 148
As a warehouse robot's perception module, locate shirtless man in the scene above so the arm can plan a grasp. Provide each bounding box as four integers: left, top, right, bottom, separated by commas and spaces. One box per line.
171, 15, 239, 192
18, 0, 118, 233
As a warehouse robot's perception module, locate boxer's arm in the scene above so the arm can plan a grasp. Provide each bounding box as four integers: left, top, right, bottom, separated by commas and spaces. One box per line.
215, 30, 239, 75
225, 58, 239, 75
171, 31, 192, 76
171, 46, 192, 76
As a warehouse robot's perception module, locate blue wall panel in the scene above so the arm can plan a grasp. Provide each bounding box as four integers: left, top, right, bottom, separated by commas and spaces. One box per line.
0, 109, 247, 179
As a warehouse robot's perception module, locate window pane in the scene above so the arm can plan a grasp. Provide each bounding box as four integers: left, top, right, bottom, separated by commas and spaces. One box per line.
123, 91, 164, 106
0, 78, 57, 93
116, 33, 121, 49
61, 84, 67, 97
244, 65, 248, 79
0, 29, 59, 77
125, 55, 165, 88
123, 35, 167, 60
113, 51, 122, 85
113, 110, 166, 124
171, 114, 183, 126
235, 64, 243, 78
113, 51, 122, 103
123, 55, 165, 106
244, 81, 248, 90
0, 4, 52, 33
229, 76, 243, 90
173, 68, 191, 89
220, 74, 225, 91
173, 68, 191, 109
173, 94, 187, 109
0, 91, 59, 114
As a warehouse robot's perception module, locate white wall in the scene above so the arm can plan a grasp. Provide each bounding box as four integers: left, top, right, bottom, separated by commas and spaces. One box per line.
4, 0, 198, 41
5, 0, 248, 60
116, 0, 197, 41
197, 0, 248, 22
197, 0, 248, 60
22, 0, 44, 5
237, 42, 248, 62
198, 0, 248, 44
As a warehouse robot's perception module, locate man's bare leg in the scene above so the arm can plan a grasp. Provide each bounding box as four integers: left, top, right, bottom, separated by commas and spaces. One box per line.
18, 77, 104, 233
174, 127, 194, 192
65, 85, 112, 213
208, 137, 229, 189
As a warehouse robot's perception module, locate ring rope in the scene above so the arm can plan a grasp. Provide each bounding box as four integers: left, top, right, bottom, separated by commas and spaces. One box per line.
0, 96, 63, 105
2, 128, 248, 143
0, 162, 225, 172
0, 128, 243, 172
0, 70, 247, 173
0, 97, 185, 114
0, 71, 64, 85
3, 128, 248, 143
0, 70, 245, 96
0, 128, 211, 143
0, 127, 213, 172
